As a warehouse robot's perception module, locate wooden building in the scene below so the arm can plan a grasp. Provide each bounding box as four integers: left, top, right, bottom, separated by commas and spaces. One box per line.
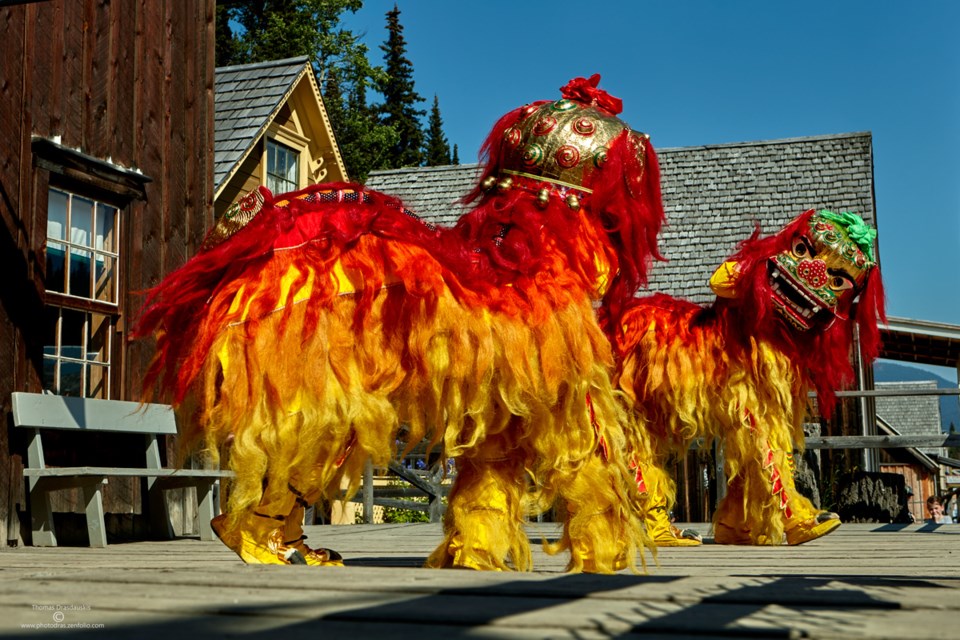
213, 56, 347, 217
877, 380, 945, 521
0, 0, 216, 546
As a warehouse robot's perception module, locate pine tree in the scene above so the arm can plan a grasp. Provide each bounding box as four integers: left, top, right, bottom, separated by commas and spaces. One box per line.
216, 0, 396, 181
323, 67, 347, 146
378, 5, 425, 168
451, 144, 460, 165
228, 0, 356, 63
215, 4, 240, 68
338, 70, 399, 181
423, 95, 451, 166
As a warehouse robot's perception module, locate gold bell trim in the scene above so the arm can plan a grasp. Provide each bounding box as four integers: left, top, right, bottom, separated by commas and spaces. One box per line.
536, 188, 551, 208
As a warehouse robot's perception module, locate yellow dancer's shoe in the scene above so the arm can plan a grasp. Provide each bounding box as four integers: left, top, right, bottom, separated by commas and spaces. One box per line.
283, 503, 344, 567
211, 512, 307, 565
712, 520, 755, 545
785, 511, 841, 545
712, 518, 776, 545
570, 538, 630, 573
645, 507, 702, 547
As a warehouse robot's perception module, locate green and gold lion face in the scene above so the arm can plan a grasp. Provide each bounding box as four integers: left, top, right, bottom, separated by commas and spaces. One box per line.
769, 211, 876, 331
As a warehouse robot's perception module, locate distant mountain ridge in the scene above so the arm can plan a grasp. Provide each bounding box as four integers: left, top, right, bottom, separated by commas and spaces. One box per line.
873, 362, 959, 433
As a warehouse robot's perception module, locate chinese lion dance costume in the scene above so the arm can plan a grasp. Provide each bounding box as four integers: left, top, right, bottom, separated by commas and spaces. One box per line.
610, 210, 884, 546
134, 75, 665, 572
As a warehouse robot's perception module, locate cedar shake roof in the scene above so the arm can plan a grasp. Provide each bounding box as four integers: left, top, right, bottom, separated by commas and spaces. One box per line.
365, 164, 483, 228
365, 132, 876, 304
214, 56, 311, 193
875, 380, 944, 457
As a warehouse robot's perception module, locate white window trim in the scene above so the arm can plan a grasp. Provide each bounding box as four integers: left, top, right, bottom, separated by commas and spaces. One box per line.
263, 124, 310, 191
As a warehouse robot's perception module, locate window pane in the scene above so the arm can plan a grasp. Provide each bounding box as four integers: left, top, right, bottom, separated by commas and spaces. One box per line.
43, 306, 60, 357
48, 189, 68, 241
94, 254, 116, 303
286, 152, 297, 182
267, 142, 277, 174
69, 249, 92, 298
96, 203, 117, 253
267, 140, 299, 194
46, 242, 66, 293
60, 361, 83, 397
87, 312, 111, 364
71, 196, 94, 248
42, 306, 60, 391
87, 364, 109, 399
61, 308, 85, 361
42, 358, 57, 392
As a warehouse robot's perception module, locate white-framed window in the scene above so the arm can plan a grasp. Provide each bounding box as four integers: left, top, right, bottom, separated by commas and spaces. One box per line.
45, 188, 119, 304
43, 187, 120, 398
265, 139, 300, 194
43, 306, 113, 398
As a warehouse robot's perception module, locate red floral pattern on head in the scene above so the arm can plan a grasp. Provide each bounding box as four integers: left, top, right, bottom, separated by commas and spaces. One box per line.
560, 74, 623, 115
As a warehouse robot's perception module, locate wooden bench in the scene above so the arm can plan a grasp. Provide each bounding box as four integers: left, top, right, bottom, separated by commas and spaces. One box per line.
11, 391, 231, 547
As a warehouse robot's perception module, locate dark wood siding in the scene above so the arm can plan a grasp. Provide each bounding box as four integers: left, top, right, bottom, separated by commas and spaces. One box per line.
0, 0, 215, 546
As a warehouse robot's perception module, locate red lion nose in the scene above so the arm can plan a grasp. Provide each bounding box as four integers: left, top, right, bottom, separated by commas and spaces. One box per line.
797, 259, 828, 288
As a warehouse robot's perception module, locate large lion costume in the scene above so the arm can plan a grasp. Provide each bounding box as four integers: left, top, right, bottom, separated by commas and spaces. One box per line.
135, 76, 664, 572
610, 210, 885, 545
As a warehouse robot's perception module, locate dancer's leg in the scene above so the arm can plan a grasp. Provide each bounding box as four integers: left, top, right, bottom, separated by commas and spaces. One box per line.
426, 438, 531, 571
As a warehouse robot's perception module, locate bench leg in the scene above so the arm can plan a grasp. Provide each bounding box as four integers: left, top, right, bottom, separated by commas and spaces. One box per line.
146, 479, 175, 540
81, 480, 108, 548
196, 480, 218, 541
28, 483, 57, 547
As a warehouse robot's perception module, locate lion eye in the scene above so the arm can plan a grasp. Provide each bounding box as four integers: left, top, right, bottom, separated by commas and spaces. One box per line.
793, 238, 811, 258
829, 272, 854, 291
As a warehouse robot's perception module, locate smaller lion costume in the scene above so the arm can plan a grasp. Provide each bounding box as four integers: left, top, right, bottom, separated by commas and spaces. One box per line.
612, 210, 885, 545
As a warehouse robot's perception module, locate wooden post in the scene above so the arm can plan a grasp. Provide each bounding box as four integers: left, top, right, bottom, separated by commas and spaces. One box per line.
714, 440, 726, 506
854, 323, 879, 472
362, 459, 374, 524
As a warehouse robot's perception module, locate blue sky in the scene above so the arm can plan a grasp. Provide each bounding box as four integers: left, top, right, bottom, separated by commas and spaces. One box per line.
345, 1, 959, 381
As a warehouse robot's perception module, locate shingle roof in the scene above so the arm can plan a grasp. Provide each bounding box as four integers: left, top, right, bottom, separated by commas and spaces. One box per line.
875, 381, 944, 456
214, 56, 310, 193
365, 164, 483, 227
365, 132, 876, 304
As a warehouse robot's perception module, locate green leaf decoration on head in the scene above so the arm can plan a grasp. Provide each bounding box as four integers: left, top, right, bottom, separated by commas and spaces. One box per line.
818, 210, 877, 261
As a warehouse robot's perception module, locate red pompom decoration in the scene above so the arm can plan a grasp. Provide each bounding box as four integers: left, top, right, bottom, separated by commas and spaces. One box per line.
560, 74, 623, 115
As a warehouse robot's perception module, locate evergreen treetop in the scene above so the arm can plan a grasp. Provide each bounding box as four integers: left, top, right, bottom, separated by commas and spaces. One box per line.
424, 95, 451, 166
378, 5, 425, 168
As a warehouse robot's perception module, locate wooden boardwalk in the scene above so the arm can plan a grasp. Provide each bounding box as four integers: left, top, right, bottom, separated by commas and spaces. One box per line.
2, 522, 958, 639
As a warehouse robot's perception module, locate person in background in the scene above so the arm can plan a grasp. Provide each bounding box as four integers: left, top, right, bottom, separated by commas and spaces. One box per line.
926, 496, 955, 524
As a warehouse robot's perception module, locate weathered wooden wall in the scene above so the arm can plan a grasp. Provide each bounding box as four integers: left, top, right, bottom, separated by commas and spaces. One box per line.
0, 0, 215, 546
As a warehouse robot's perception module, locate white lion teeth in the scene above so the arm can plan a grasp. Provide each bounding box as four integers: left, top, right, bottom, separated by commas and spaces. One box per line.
770, 265, 821, 323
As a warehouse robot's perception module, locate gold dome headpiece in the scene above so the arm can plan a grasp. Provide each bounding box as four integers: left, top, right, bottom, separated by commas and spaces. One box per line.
479, 74, 650, 210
